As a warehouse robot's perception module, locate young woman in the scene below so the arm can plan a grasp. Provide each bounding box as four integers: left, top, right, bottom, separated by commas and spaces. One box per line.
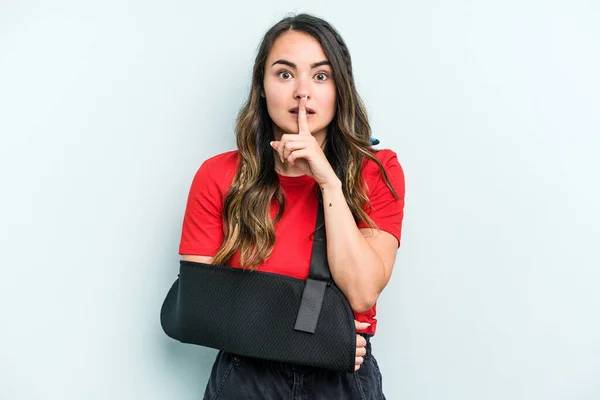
178, 13, 405, 400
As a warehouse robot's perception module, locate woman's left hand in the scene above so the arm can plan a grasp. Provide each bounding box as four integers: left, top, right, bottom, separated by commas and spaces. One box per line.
270, 96, 338, 186
354, 320, 370, 371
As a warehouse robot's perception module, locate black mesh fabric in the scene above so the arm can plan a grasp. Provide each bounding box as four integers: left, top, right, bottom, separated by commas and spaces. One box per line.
160, 260, 357, 372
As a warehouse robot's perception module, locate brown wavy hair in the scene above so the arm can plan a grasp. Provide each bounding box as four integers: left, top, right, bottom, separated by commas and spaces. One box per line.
212, 13, 399, 269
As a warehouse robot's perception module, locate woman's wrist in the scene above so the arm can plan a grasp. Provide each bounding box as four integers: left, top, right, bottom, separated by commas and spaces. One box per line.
319, 175, 342, 193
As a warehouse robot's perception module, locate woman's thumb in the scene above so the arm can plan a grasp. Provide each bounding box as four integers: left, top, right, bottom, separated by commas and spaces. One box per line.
354, 320, 372, 330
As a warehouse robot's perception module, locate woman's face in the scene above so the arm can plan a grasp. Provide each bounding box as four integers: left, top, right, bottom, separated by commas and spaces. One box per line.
263, 30, 337, 144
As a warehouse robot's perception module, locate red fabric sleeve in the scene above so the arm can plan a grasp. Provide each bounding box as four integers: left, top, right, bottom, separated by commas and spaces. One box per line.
178, 158, 225, 256
358, 150, 406, 247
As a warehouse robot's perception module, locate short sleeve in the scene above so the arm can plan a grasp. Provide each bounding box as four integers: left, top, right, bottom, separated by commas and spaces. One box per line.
178, 159, 225, 256
358, 150, 406, 247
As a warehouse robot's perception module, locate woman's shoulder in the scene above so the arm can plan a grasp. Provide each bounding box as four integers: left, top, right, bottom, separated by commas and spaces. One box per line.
201, 149, 240, 170
361, 148, 402, 177
192, 150, 240, 190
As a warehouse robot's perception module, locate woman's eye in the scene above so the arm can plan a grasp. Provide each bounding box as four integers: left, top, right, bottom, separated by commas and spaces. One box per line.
278, 71, 292, 80
315, 73, 328, 81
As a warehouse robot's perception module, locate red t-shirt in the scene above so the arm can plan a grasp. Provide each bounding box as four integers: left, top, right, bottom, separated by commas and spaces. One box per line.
179, 149, 405, 335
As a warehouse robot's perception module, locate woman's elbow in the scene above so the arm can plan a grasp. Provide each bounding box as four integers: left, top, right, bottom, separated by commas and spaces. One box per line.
349, 293, 379, 313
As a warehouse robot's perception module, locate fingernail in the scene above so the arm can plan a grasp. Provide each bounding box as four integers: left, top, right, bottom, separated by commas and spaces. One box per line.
269, 141, 274, 147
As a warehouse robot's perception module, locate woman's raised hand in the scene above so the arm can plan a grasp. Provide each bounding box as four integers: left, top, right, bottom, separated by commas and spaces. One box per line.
270, 96, 338, 186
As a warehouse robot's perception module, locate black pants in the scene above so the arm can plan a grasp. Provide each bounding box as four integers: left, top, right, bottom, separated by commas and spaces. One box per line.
203, 334, 386, 400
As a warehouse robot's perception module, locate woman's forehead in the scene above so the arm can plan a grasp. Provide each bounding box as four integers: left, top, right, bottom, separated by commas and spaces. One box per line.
267, 31, 328, 67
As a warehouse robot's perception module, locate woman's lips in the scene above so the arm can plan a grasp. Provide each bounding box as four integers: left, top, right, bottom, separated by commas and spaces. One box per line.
289, 107, 316, 118
290, 111, 315, 119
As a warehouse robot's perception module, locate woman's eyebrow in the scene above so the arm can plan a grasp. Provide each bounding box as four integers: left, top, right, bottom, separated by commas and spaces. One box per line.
271, 59, 331, 69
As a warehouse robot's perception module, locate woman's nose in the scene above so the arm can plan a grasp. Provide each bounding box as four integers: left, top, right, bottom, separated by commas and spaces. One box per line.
293, 78, 311, 100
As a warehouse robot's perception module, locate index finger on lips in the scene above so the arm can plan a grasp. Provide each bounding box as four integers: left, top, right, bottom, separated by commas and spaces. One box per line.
297, 96, 310, 136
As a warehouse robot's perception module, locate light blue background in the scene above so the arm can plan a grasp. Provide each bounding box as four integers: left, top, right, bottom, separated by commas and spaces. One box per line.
1, 1, 599, 399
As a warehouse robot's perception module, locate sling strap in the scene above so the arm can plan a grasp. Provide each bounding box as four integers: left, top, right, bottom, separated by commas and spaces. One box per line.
294, 195, 332, 334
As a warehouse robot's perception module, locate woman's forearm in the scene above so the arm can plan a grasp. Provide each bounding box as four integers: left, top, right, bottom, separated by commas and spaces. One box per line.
319, 178, 387, 312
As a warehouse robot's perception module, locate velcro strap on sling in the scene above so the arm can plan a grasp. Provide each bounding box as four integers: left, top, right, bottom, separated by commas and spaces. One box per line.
294, 279, 328, 333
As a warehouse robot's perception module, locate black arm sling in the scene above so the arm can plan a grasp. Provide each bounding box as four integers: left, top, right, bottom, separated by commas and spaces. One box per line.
160, 195, 357, 372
